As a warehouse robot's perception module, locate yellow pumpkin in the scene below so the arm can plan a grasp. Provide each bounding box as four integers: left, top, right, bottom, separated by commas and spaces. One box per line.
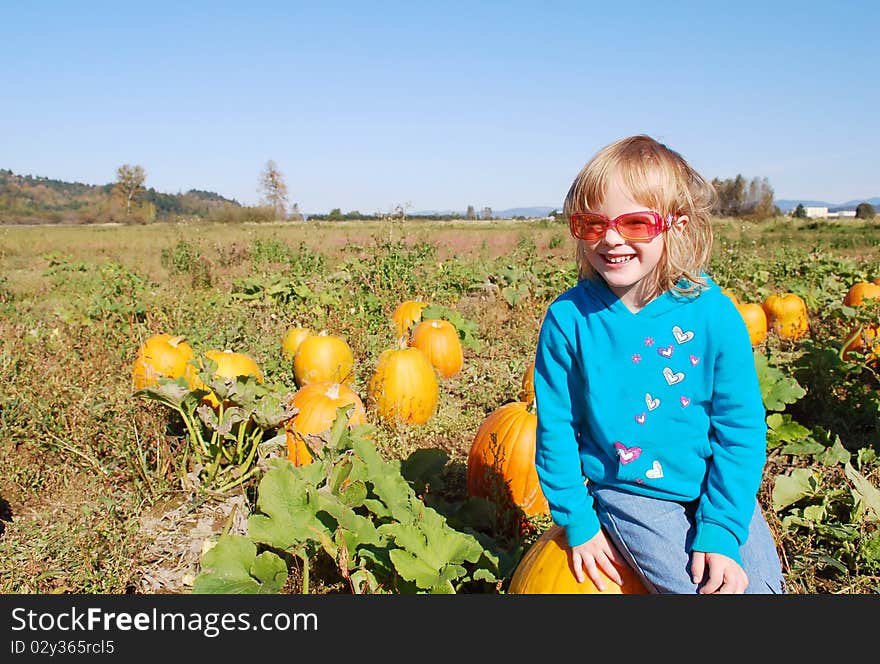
736, 302, 768, 346
508, 524, 649, 594
131, 333, 194, 391
391, 300, 429, 340
186, 349, 263, 408
367, 346, 439, 426
466, 400, 549, 520
762, 293, 809, 341
292, 332, 355, 387
843, 281, 880, 307
409, 319, 463, 378
281, 326, 312, 362
518, 360, 536, 406
286, 381, 368, 466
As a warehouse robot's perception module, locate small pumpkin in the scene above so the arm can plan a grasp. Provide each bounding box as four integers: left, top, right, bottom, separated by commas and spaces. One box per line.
508, 524, 648, 594
518, 360, 536, 406
367, 346, 439, 426
286, 381, 368, 466
281, 326, 312, 362
736, 302, 768, 346
292, 332, 355, 387
762, 293, 809, 341
391, 300, 429, 340
466, 400, 549, 520
843, 281, 880, 307
131, 333, 194, 391
409, 318, 463, 378
186, 349, 263, 408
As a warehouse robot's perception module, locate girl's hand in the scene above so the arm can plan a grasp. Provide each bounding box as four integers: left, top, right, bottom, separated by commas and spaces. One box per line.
691, 551, 749, 594
569, 529, 627, 591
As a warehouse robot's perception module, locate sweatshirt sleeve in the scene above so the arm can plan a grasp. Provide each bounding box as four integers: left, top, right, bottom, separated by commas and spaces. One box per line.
533, 304, 601, 548
691, 297, 768, 564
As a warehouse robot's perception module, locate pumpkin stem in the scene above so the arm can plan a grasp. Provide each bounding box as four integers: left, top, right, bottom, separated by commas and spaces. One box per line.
325, 383, 341, 400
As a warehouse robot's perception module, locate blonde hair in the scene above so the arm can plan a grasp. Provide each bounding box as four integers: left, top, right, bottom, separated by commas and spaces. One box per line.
563, 134, 716, 296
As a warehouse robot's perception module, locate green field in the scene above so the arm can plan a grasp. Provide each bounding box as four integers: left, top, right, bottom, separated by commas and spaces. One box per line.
1, 216, 878, 594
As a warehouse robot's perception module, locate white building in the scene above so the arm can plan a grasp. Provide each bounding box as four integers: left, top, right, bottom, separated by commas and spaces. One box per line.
804, 206, 828, 218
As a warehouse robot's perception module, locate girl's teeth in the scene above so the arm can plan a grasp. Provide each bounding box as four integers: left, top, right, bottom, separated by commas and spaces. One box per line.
606, 255, 633, 264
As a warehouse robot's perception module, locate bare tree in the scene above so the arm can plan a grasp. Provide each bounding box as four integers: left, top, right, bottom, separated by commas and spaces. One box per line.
114, 164, 146, 218
258, 160, 289, 220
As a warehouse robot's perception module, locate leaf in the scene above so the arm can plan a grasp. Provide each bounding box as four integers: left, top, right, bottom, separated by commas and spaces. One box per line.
766, 412, 813, 450
401, 448, 449, 494
772, 468, 820, 511
192, 534, 287, 594
844, 462, 880, 522
817, 437, 851, 467
754, 351, 806, 412
247, 461, 335, 554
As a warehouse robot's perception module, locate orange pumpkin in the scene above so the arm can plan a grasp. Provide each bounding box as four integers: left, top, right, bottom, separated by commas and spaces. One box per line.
286, 381, 367, 466
186, 349, 264, 408
131, 333, 194, 391
518, 360, 536, 406
508, 524, 648, 594
466, 400, 549, 520
391, 300, 429, 339
281, 326, 312, 362
736, 302, 768, 346
367, 346, 439, 426
409, 319, 463, 378
843, 281, 880, 307
762, 293, 809, 340
293, 332, 355, 387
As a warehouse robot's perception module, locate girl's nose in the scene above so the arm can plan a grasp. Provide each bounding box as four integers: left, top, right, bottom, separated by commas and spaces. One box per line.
601, 225, 626, 245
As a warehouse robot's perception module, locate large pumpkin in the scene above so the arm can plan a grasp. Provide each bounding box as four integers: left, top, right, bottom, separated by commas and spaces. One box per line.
466, 400, 549, 519
281, 326, 312, 362
736, 302, 768, 346
392, 300, 429, 339
286, 381, 368, 466
843, 281, 880, 307
409, 319, 463, 378
762, 293, 809, 341
131, 333, 194, 391
186, 349, 263, 408
508, 524, 648, 594
367, 346, 439, 426
293, 332, 355, 387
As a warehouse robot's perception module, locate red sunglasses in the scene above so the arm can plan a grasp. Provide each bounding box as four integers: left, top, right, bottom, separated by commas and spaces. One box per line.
568, 210, 673, 242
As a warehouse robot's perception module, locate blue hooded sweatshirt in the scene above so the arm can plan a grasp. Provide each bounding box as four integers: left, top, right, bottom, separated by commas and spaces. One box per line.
533, 275, 767, 564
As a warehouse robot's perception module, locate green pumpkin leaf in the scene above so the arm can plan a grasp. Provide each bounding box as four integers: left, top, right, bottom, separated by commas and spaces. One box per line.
192, 534, 287, 594
845, 462, 880, 522
772, 468, 820, 511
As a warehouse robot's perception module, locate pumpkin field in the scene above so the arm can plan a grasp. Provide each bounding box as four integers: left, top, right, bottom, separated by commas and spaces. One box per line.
1, 216, 879, 594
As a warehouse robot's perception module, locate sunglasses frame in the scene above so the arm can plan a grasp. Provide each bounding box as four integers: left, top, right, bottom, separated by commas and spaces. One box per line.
568, 210, 674, 242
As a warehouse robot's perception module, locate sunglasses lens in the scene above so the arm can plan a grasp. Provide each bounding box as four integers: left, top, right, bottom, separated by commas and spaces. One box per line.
617, 213, 659, 240
571, 214, 606, 240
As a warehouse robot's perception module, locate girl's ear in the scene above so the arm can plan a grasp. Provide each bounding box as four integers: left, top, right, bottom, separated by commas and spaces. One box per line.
672, 214, 689, 231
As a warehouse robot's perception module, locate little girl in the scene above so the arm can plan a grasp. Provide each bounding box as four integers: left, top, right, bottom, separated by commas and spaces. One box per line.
533, 135, 785, 594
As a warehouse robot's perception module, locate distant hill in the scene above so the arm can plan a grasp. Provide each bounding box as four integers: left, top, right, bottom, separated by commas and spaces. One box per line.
408, 206, 558, 219
775, 197, 880, 213
0, 169, 242, 224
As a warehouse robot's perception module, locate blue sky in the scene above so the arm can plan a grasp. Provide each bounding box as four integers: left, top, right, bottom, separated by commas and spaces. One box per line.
3, 1, 878, 214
